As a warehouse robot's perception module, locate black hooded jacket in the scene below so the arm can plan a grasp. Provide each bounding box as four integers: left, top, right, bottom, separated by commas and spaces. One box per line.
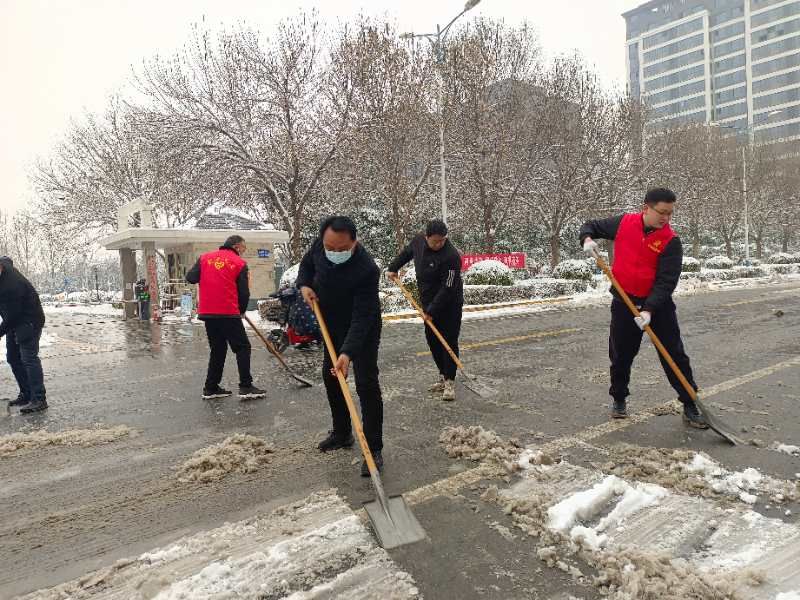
388, 235, 464, 317
295, 240, 381, 358
0, 257, 46, 338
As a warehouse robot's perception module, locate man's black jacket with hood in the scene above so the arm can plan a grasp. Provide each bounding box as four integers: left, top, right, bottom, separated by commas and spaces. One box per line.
0, 256, 46, 339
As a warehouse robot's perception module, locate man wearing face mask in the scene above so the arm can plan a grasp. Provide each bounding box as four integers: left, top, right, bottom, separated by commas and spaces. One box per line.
579, 188, 707, 429
296, 216, 384, 476
387, 220, 463, 401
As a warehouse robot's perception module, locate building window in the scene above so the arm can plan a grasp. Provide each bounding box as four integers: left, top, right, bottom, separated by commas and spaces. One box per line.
752, 52, 800, 76
714, 70, 747, 89
643, 33, 705, 63
753, 86, 800, 109
753, 70, 800, 94
751, 1, 800, 29
712, 21, 746, 43
754, 120, 800, 142
643, 17, 705, 49
644, 49, 705, 78
645, 64, 706, 92
714, 53, 747, 73
648, 79, 707, 105
714, 84, 747, 104
714, 101, 748, 119
752, 34, 800, 60
752, 17, 800, 44
651, 95, 707, 117
712, 36, 746, 59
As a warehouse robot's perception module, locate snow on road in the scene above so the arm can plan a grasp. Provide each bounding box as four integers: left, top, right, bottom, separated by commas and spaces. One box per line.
21, 489, 420, 600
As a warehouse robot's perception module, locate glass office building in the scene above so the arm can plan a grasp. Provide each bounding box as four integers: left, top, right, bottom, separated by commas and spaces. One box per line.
624, 0, 800, 153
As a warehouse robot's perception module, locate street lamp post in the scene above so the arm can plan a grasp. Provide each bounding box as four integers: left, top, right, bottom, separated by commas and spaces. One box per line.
710, 109, 783, 264
401, 0, 482, 225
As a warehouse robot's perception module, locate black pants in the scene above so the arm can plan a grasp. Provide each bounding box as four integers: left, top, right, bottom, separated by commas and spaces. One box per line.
204, 318, 252, 388
609, 298, 697, 404
424, 306, 462, 381
6, 325, 46, 403
322, 330, 383, 452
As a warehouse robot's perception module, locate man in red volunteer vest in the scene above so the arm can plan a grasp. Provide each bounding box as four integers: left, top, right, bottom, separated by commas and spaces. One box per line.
579, 188, 707, 429
186, 235, 267, 400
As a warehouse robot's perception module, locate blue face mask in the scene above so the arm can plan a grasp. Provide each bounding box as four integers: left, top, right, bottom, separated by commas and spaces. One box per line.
325, 249, 352, 265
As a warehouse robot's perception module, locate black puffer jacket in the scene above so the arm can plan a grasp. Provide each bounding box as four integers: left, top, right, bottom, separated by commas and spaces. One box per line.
0, 256, 46, 338
295, 240, 381, 358
388, 234, 463, 317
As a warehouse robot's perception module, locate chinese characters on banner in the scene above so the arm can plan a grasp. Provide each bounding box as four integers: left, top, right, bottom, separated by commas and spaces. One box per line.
460, 252, 526, 271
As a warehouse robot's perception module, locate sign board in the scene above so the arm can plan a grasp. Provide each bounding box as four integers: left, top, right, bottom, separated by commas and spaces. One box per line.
180, 292, 193, 316
257, 248, 271, 258
461, 252, 527, 271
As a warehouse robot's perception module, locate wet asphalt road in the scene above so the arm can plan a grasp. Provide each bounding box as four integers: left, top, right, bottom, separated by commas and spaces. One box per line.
1, 280, 799, 599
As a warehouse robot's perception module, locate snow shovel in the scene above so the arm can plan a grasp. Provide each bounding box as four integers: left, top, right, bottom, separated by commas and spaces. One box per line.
392, 277, 496, 398
311, 299, 426, 550
591, 251, 741, 446
243, 314, 314, 388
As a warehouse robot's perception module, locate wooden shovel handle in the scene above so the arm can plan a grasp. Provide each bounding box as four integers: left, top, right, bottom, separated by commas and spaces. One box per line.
593, 252, 697, 402
393, 277, 465, 372
310, 299, 380, 474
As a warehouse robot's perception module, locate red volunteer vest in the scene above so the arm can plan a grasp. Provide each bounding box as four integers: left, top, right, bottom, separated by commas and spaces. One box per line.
198, 248, 246, 315
612, 213, 675, 298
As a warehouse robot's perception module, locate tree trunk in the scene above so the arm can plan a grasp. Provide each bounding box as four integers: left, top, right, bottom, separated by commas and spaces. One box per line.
549, 233, 561, 268
755, 234, 763, 260
690, 221, 700, 258
782, 225, 791, 253
724, 237, 733, 259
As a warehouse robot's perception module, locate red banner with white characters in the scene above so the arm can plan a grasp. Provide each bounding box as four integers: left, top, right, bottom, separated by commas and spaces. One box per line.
461, 252, 526, 271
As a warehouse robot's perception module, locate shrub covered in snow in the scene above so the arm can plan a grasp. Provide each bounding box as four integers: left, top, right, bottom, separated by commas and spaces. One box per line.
397, 265, 421, 305
682, 257, 701, 273
463, 260, 514, 286
278, 264, 300, 290
66, 291, 93, 304
552, 259, 593, 281
462, 279, 588, 305
704, 255, 734, 270
767, 253, 800, 264
764, 263, 800, 275
379, 289, 409, 314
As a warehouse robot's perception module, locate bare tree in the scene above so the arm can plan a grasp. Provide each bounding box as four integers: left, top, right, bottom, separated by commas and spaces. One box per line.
333, 20, 439, 252
134, 17, 357, 260
443, 20, 543, 253
523, 55, 639, 266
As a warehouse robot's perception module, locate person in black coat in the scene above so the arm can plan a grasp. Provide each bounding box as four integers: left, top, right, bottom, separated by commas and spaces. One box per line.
387, 220, 463, 401
296, 216, 385, 476
0, 256, 48, 413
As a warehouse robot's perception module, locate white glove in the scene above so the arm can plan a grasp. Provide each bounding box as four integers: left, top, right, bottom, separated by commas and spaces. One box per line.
634, 311, 651, 330
583, 237, 599, 256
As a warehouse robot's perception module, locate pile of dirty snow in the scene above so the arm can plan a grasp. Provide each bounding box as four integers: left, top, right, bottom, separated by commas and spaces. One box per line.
0, 425, 133, 457
683, 452, 798, 505
439, 425, 522, 471
600, 444, 799, 505
177, 434, 275, 483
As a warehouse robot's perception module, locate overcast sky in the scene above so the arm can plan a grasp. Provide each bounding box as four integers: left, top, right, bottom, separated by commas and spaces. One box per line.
0, 0, 644, 215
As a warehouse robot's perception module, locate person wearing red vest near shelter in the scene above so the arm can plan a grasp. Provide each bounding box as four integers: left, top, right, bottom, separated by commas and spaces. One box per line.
579, 188, 708, 429
186, 235, 267, 401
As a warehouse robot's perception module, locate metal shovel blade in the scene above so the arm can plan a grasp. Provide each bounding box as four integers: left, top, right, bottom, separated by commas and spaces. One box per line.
460, 373, 497, 398
694, 396, 742, 446
364, 495, 426, 550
